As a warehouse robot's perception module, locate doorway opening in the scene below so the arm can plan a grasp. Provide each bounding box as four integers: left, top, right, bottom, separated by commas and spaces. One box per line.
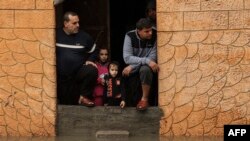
55, 0, 158, 106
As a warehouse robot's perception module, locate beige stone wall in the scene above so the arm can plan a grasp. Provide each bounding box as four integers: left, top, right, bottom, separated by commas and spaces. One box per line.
158, 0, 250, 136
0, 0, 56, 136
1, 0, 250, 137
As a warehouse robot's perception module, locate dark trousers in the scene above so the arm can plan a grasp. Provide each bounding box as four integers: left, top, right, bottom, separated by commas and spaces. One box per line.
57, 65, 98, 105
124, 67, 158, 107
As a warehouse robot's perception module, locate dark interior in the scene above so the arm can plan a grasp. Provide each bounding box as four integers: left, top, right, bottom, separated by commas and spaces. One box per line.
55, 0, 157, 106
56, 0, 147, 67
109, 0, 147, 69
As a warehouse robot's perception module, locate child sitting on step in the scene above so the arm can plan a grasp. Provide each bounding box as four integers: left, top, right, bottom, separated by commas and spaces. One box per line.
103, 61, 126, 108
93, 48, 109, 106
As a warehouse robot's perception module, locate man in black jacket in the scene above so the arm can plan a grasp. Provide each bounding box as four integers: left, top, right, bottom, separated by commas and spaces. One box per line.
56, 11, 98, 106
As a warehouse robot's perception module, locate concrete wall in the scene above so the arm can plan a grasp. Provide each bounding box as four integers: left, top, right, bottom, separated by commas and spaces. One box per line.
158, 0, 250, 136
0, 0, 56, 136
0, 0, 250, 137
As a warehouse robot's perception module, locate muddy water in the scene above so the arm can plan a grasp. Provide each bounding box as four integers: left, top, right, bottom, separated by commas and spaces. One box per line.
0, 136, 224, 141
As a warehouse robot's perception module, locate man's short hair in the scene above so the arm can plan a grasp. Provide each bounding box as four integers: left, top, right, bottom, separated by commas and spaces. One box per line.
136, 18, 153, 30
63, 11, 78, 22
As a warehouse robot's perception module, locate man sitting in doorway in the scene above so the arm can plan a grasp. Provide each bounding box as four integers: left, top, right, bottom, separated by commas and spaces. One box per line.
122, 18, 159, 111
56, 11, 98, 106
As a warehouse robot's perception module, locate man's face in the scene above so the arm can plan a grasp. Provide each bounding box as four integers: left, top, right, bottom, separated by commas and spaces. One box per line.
64, 15, 80, 34
138, 27, 153, 40
109, 64, 118, 78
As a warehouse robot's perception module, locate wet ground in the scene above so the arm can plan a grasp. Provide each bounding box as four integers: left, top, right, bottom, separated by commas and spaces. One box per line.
0, 136, 224, 141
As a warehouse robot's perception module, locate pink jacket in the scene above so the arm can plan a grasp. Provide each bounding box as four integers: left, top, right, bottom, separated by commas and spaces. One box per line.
93, 62, 109, 105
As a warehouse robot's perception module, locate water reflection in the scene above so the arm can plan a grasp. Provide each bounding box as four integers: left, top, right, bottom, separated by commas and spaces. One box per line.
0, 136, 224, 141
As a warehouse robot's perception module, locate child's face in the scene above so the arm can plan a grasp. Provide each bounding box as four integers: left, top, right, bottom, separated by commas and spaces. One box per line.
99, 49, 108, 63
109, 64, 118, 77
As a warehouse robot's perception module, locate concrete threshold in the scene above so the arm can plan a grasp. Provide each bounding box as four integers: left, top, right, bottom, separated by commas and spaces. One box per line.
57, 105, 163, 136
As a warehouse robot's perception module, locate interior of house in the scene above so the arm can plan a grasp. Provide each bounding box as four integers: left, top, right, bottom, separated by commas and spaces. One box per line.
55, 0, 158, 106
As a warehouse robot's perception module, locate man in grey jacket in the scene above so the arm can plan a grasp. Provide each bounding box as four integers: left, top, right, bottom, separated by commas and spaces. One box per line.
122, 18, 159, 110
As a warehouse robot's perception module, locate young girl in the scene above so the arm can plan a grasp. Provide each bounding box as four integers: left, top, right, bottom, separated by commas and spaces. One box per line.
103, 61, 126, 108
93, 48, 109, 106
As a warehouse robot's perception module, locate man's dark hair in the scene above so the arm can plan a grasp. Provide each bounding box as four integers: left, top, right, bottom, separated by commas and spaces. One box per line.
63, 11, 78, 22
136, 18, 153, 30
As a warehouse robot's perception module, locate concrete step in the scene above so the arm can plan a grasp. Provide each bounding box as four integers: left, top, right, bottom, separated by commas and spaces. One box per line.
57, 105, 162, 137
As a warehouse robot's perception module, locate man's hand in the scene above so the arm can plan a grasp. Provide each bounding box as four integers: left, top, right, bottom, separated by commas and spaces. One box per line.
122, 65, 133, 76
85, 61, 97, 68
149, 60, 159, 73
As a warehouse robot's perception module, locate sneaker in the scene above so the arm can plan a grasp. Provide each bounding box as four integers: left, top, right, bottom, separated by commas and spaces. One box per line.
136, 100, 148, 111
